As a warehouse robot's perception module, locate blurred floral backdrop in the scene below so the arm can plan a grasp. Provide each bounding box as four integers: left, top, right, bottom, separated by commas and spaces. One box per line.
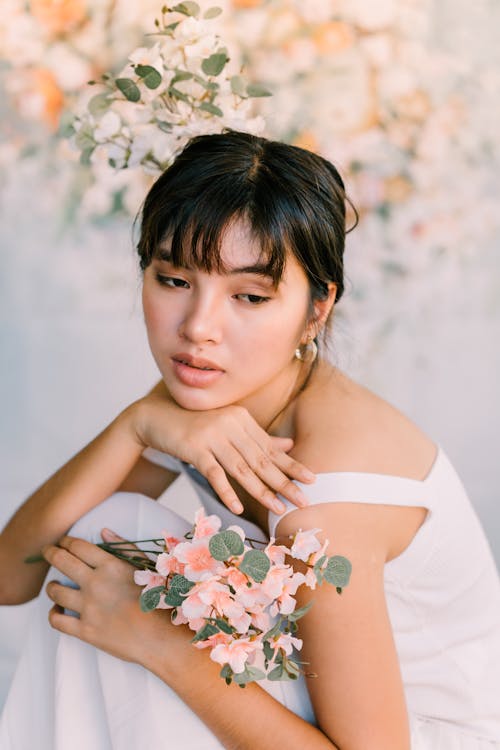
0, 0, 499, 705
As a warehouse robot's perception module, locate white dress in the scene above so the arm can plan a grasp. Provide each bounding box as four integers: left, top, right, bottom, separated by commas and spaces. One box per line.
1, 443, 499, 749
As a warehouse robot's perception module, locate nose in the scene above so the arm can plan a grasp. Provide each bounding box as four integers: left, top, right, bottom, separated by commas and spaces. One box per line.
178, 289, 223, 345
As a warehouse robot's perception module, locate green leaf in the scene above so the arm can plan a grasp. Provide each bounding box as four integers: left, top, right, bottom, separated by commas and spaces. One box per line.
173, 2, 200, 16
80, 147, 95, 166
267, 664, 284, 681
201, 52, 228, 77
209, 530, 244, 560
140, 585, 164, 612
230, 75, 246, 97
215, 618, 236, 635
245, 665, 266, 681
239, 550, 270, 583
74, 124, 95, 151
134, 64, 162, 90
198, 101, 223, 117
263, 640, 275, 661
116, 78, 141, 103
220, 663, 233, 683
246, 83, 272, 98
323, 555, 352, 588
170, 70, 193, 86
157, 120, 173, 133
88, 93, 112, 117
168, 86, 190, 103
288, 601, 313, 622
336, 586, 343, 595
191, 622, 220, 643
262, 621, 282, 640
204, 6, 222, 19
165, 573, 194, 606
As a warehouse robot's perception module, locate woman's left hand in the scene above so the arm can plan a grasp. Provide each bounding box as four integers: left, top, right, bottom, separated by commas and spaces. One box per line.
42, 533, 176, 666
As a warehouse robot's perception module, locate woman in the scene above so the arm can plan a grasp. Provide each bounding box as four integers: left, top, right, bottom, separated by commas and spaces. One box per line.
0, 131, 499, 749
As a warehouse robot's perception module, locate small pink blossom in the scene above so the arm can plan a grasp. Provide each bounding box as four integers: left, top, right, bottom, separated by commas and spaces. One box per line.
226, 524, 246, 541
156, 551, 184, 577
173, 538, 222, 581
290, 528, 322, 562
193, 631, 232, 650
265, 539, 289, 566
193, 508, 221, 539
161, 530, 182, 552
210, 638, 261, 674
181, 591, 212, 619
273, 632, 303, 656
134, 569, 165, 591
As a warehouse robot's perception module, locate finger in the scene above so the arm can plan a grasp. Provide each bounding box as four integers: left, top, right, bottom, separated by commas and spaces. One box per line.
46, 580, 82, 614
57, 536, 111, 567
199, 459, 244, 514
267, 438, 316, 483
226, 436, 311, 510
100, 529, 149, 561
48, 603, 83, 638
210, 443, 288, 514
41, 543, 93, 586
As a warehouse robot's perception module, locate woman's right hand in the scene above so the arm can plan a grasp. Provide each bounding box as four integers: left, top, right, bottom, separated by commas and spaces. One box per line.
128, 380, 316, 516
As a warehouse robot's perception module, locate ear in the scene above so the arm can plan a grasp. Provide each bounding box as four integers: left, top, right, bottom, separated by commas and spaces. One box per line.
305, 282, 337, 340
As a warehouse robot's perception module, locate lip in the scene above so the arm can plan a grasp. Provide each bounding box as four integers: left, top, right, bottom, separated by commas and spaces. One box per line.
171, 358, 225, 388
172, 352, 224, 371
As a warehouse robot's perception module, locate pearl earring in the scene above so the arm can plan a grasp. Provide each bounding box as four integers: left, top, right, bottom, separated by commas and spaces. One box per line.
294, 337, 318, 363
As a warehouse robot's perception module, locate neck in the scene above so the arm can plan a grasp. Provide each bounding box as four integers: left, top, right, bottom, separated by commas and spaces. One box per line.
237, 359, 315, 437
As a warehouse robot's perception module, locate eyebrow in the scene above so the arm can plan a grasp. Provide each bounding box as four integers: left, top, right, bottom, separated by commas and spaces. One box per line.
157, 250, 273, 278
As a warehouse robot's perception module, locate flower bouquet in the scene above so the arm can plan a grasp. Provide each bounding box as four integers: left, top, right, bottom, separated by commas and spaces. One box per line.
102, 508, 351, 687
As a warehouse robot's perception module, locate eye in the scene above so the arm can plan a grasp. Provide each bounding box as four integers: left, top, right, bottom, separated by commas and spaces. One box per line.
235, 293, 271, 305
155, 274, 189, 288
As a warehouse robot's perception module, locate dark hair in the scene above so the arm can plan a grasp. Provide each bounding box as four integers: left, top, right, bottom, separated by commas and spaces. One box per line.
137, 130, 357, 344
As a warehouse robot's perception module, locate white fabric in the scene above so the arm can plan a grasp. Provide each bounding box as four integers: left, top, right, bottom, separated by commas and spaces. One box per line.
1, 444, 499, 748
0, 493, 314, 750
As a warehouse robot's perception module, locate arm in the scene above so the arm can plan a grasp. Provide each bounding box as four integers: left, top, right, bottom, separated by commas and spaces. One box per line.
41, 503, 411, 750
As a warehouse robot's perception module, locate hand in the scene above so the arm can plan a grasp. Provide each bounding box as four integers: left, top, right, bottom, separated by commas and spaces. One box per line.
42, 531, 179, 666
129, 380, 316, 515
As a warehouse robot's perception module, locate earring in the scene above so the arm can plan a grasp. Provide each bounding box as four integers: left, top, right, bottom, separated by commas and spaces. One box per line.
294, 337, 318, 363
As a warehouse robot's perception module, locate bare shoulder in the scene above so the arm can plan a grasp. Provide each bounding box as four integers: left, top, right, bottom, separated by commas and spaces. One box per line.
292, 361, 437, 481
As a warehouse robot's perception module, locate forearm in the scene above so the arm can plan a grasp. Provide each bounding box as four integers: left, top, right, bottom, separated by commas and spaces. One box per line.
0, 405, 143, 604
146, 629, 338, 750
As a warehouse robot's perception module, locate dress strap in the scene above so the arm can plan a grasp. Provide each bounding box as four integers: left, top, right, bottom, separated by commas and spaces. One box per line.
268, 445, 442, 538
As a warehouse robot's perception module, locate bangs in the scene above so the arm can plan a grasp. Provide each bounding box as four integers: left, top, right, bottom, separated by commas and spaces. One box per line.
145, 181, 288, 288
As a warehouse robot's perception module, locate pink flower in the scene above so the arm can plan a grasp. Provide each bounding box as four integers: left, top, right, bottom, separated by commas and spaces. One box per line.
173, 539, 222, 581
309, 538, 329, 566
156, 551, 184, 577
181, 591, 212, 619
193, 631, 232, 650
260, 567, 293, 600
210, 638, 261, 674
134, 569, 165, 591
193, 508, 221, 539
273, 632, 303, 656
265, 539, 289, 566
161, 530, 182, 552
290, 528, 322, 562
249, 608, 271, 632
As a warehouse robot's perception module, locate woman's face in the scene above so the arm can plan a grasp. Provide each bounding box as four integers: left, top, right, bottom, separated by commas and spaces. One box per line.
141, 219, 313, 419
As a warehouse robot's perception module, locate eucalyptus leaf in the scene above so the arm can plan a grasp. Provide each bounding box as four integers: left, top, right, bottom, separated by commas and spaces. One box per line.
209, 530, 244, 560
220, 664, 233, 680
79, 147, 95, 166
246, 83, 272, 98
171, 71, 193, 86
173, 2, 200, 16
204, 6, 222, 18
262, 621, 282, 640
215, 618, 236, 634
116, 78, 141, 103
239, 549, 270, 583
267, 664, 284, 681
168, 86, 190, 103
134, 64, 162, 90
201, 52, 228, 77
74, 124, 95, 151
263, 640, 275, 661
198, 102, 223, 117
191, 622, 219, 643
88, 93, 111, 117
140, 585, 164, 613
287, 601, 313, 622
230, 75, 246, 97
323, 555, 352, 587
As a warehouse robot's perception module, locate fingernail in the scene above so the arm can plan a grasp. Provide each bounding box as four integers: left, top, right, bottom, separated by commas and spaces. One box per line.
102, 528, 120, 539
301, 469, 316, 482
272, 499, 286, 514
230, 501, 243, 514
